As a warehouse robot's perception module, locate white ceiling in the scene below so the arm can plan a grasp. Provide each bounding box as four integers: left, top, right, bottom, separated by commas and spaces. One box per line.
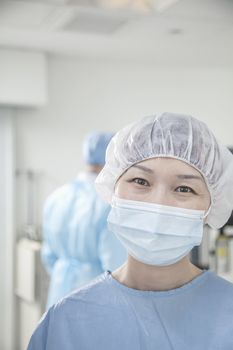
0, 0, 233, 65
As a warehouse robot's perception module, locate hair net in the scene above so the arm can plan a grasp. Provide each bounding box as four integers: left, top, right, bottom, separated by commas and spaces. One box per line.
83, 132, 114, 166
95, 113, 233, 229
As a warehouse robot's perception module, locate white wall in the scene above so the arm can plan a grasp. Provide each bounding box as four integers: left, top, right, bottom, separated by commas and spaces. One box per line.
15, 56, 233, 222
0, 49, 48, 106
0, 109, 15, 350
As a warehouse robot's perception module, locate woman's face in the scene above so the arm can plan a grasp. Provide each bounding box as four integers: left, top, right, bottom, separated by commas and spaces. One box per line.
115, 157, 211, 211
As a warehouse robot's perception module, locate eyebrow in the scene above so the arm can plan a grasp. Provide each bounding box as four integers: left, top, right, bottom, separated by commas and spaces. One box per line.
130, 165, 203, 181
131, 164, 154, 174
176, 174, 203, 181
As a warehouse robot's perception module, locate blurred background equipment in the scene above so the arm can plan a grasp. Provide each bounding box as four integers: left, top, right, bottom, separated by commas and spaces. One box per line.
15, 238, 49, 350
16, 170, 43, 241
190, 149, 233, 283
15, 170, 49, 350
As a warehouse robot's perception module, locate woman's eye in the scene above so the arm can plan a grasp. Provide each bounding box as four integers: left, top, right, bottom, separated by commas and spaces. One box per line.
176, 186, 195, 194
131, 178, 149, 186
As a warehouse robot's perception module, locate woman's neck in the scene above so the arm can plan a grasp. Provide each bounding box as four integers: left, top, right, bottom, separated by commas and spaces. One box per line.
112, 255, 203, 291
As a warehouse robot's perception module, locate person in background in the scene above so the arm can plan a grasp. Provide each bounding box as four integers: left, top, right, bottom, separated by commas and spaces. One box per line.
42, 131, 127, 308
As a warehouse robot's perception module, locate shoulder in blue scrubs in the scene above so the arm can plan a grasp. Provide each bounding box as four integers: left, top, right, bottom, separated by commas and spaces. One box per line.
28, 270, 233, 350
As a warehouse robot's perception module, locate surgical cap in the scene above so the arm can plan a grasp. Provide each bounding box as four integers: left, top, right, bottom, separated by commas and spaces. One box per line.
83, 132, 114, 166
95, 113, 233, 229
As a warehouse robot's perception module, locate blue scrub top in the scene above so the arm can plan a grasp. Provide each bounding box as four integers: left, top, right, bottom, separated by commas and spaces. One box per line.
28, 270, 233, 349
42, 172, 127, 308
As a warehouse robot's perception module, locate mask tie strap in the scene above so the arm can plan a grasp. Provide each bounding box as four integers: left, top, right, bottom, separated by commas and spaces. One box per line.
203, 205, 211, 219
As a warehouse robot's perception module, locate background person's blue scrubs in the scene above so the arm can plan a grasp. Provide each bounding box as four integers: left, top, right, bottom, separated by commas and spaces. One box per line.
42, 172, 127, 308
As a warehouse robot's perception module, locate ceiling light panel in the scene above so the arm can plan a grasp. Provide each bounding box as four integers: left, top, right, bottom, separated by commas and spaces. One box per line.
61, 9, 129, 34
0, 1, 56, 28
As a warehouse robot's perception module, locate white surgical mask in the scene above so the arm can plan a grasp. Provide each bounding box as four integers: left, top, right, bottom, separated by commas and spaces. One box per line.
107, 196, 210, 266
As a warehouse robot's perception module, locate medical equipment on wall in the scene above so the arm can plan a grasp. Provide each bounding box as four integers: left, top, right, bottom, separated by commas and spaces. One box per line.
216, 232, 230, 274
15, 238, 49, 350
190, 147, 233, 282
213, 147, 233, 280
16, 169, 43, 241
15, 169, 49, 350
191, 213, 233, 283
215, 214, 233, 280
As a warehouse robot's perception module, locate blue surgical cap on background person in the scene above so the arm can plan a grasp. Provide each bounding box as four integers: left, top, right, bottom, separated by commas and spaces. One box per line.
83, 132, 114, 166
